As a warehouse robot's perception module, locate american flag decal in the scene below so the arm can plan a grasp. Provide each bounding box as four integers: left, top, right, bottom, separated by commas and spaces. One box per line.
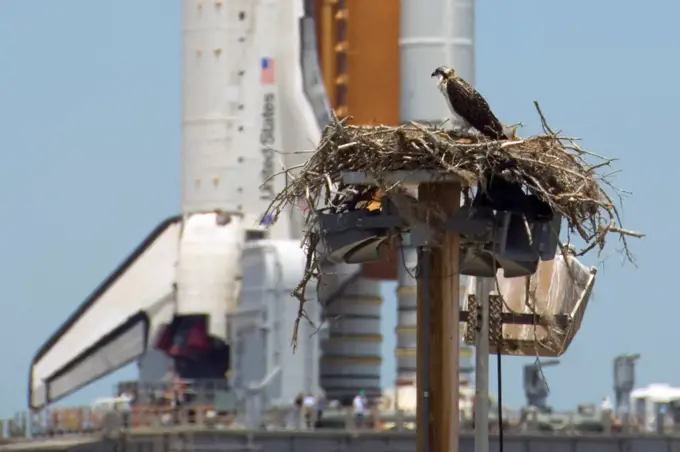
260, 57, 275, 85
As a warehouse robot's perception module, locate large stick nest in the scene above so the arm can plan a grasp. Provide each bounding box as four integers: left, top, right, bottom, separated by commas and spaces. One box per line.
264, 103, 643, 347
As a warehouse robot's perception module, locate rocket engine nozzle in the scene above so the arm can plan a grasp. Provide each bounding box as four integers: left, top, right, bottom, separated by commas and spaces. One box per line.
154, 315, 230, 379
155, 315, 212, 357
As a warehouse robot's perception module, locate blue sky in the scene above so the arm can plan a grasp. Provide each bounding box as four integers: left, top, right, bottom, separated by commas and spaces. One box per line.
0, 0, 677, 416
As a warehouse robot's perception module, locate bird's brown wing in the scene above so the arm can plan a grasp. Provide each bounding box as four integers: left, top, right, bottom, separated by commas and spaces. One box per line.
447, 77, 504, 139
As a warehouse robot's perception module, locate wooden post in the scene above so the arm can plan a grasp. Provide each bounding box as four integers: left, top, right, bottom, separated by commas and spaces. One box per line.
416, 182, 461, 452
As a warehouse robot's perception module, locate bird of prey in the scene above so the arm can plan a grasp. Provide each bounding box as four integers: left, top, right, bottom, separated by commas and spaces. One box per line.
431, 66, 508, 139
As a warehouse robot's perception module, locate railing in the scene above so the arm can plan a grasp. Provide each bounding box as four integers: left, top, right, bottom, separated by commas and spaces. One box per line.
0, 403, 673, 441
0, 378, 670, 441
114, 379, 232, 406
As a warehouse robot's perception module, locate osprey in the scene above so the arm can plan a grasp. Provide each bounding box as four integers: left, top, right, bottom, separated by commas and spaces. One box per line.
431, 66, 506, 140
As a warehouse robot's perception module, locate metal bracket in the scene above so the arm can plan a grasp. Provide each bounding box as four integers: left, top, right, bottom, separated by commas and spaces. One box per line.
316, 203, 561, 270
320, 201, 495, 236
460, 306, 571, 329
461, 294, 570, 350
316, 171, 562, 274
318, 209, 404, 233
409, 206, 495, 247
341, 170, 467, 187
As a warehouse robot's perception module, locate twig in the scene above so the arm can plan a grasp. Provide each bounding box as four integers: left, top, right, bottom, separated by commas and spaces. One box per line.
606, 225, 645, 238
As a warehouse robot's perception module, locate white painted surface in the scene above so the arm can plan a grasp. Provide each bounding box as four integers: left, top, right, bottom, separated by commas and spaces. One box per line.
176, 212, 244, 339
30, 220, 181, 409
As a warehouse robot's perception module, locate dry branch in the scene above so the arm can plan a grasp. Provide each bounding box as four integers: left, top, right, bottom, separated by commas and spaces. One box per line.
264, 104, 643, 348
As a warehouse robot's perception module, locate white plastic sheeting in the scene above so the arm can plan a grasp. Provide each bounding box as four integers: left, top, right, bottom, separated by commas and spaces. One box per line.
464, 254, 597, 356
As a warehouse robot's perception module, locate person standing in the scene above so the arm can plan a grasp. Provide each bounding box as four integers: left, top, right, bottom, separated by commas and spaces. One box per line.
302, 393, 317, 429
353, 390, 367, 428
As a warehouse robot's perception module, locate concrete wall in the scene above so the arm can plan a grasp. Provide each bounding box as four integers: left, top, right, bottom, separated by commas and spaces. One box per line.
8, 432, 680, 452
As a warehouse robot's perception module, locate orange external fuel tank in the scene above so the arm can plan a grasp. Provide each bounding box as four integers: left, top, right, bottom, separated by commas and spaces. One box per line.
313, 0, 401, 280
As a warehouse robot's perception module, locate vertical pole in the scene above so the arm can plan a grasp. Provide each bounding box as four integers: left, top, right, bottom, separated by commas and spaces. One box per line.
416, 183, 461, 452
474, 278, 492, 452
418, 247, 432, 452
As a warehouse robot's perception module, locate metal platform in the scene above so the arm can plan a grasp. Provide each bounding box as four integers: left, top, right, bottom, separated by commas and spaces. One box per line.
4, 430, 680, 452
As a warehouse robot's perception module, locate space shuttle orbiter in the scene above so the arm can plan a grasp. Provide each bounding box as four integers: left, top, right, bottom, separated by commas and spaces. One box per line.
28, 0, 329, 410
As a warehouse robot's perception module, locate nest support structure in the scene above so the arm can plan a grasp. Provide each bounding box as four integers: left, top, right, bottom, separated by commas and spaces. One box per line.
264, 104, 643, 352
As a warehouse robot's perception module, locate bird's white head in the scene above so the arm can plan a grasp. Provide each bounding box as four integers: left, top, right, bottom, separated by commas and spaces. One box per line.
431, 66, 456, 82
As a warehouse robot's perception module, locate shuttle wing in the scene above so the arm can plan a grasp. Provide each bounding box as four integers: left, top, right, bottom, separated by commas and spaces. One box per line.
28, 216, 182, 410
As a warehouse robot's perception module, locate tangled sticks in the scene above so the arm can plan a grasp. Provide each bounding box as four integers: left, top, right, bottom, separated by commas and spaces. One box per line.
263, 103, 644, 347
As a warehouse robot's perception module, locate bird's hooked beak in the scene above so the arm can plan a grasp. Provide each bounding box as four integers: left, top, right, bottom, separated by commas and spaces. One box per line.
431, 66, 454, 79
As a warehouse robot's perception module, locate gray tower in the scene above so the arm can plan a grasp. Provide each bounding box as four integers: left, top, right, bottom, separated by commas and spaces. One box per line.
395, 0, 476, 388
613, 353, 640, 417
524, 360, 559, 412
